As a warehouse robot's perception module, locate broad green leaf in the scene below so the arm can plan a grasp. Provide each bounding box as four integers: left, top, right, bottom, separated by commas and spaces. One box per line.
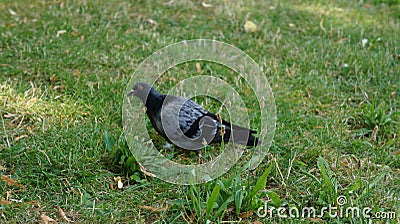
246, 162, 273, 201
211, 195, 234, 221
235, 190, 244, 215
189, 185, 202, 215
317, 156, 337, 195
206, 183, 221, 217
356, 173, 386, 203
103, 131, 114, 150
346, 178, 362, 193
266, 190, 282, 207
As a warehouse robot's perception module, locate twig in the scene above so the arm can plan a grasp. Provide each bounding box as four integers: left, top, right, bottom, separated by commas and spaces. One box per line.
286, 152, 296, 180
274, 157, 286, 187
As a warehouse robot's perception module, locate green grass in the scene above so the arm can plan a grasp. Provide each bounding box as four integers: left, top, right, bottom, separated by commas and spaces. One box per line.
1, 0, 399, 223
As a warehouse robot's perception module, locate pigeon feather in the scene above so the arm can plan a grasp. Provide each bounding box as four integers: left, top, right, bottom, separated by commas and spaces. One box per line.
128, 82, 260, 151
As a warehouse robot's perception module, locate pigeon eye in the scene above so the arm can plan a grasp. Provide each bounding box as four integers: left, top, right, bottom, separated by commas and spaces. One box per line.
138, 85, 143, 91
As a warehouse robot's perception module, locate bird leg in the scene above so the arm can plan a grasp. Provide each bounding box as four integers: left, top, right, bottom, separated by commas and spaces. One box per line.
196, 150, 203, 164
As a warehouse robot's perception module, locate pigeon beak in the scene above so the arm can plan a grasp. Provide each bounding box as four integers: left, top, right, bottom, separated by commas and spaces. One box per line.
127, 89, 136, 96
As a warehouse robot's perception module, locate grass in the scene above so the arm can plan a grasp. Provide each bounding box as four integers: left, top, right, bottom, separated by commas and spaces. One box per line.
1, 0, 399, 223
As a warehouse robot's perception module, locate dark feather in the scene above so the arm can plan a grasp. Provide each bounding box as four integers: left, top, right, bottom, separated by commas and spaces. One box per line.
129, 82, 260, 148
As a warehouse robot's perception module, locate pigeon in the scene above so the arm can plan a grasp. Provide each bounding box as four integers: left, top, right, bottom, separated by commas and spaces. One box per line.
127, 82, 260, 162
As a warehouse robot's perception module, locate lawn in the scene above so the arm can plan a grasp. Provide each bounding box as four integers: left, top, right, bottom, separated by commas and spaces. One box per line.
1, 0, 399, 223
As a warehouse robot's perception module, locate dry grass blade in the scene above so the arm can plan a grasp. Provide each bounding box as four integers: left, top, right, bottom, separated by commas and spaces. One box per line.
57, 206, 71, 222
1, 175, 23, 188
138, 162, 156, 178
139, 205, 168, 212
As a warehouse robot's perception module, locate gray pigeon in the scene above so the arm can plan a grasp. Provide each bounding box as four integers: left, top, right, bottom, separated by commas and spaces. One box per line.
128, 82, 260, 162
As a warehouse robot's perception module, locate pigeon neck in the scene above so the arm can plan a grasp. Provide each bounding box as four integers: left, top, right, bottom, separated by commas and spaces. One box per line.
144, 89, 165, 112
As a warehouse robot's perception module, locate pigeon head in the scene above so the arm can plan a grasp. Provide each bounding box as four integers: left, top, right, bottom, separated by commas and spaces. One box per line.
128, 82, 162, 104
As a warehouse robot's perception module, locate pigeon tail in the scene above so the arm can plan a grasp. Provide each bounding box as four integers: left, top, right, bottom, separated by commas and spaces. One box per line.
246, 130, 260, 146
229, 124, 260, 147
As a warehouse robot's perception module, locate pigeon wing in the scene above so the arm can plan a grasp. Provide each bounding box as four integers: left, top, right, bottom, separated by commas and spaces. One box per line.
179, 99, 207, 136
160, 96, 217, 150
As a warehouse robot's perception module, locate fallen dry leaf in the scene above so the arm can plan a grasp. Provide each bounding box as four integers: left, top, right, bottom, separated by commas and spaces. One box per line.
114, 176, 123, 189
240, 210, 253, 218
0, 64, 14, 68
6, 191, 11, 200
57, 206, 71, 222
49, 76, 57, 82
1, 175, 23, 188
3, 113, 16, 118
41, 214, 56, 224
75, 69, 81, 76
117, 180, 123, 189
334, 38, 348, 45
53, 85, 64, 93
27, 97, 38, 105
371, 125, 378, 142
0, 165, 5, 171
308, 168, 317, 173
195, 62, 202, 73
9, 9, 18, 16
139, 205, 168, 212
307, 217, 324, 223
243, 86, 251, 96
125, 28, 134, 34
341, 159, 349, 167
244, 21, 257, 32
252, 221, 263, 224
351, 154, 360, 165
56, 30, 67, 37
25, 200, 41, 207
14, 134, 28, 142
201, 2, 212, 8
361, 38, 368, 47
1, 199, 11, 205
225, 207, 234, 212
147, 18, 158, 25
